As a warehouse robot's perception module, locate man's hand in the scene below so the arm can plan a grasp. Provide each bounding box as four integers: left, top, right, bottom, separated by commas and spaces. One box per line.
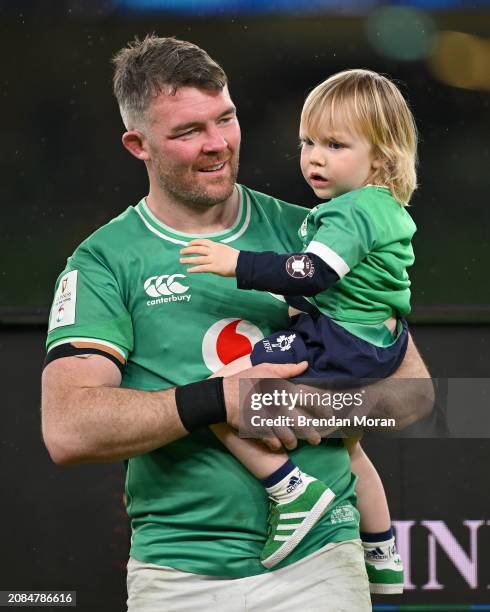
221, 335, 434, 452
180, 239, 239, 277
222, 361, 325, 451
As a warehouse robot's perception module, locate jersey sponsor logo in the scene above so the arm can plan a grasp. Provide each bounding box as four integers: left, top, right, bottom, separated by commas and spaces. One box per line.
144, 274, 192, 306
49, 269, 78, 331
202, 318, 263, 372
286, 255, 315, 279
262, 333, 296, 353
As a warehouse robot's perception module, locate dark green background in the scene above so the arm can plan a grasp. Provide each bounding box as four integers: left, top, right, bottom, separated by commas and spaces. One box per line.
1, 11, 489, 319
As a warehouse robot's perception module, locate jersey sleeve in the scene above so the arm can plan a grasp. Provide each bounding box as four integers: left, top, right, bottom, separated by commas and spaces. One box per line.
236, 251, 339, 296
305, 196, 377, 279
46, 242, 133, 365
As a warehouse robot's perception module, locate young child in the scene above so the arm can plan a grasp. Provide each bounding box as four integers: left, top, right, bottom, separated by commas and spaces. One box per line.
180, 69, 417, 593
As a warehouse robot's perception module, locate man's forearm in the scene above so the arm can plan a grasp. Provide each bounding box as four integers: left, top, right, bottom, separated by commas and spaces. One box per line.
41, 355, 189, 465
41, 356, 309, 465
365, 334, 434, 428
42, 382, 187, 465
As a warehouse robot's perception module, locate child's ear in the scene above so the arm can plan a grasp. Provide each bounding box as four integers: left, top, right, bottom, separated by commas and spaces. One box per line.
371, 157, 383, 169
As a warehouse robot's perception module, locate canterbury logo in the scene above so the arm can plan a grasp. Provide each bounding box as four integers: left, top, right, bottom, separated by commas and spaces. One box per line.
144, 274, 189, 298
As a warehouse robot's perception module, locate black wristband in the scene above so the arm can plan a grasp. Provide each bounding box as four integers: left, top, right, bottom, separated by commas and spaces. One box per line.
175, 377, 227, 432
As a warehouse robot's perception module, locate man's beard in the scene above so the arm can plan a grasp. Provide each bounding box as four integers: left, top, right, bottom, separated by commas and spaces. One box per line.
154, 154, 239, 209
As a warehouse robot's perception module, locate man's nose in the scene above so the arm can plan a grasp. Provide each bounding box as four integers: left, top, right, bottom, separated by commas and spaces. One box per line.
202, 127, 228, 154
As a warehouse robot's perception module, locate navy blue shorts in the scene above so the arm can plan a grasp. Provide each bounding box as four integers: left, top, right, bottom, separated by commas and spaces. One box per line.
251, 313, 408, 379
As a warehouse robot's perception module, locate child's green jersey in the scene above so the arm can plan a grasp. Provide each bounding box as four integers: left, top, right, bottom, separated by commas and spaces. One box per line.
301, 186, 416, 346
46, 185, 359, 577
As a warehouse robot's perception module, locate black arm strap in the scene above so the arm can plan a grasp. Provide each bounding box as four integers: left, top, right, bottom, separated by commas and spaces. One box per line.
43, 343, 125, 375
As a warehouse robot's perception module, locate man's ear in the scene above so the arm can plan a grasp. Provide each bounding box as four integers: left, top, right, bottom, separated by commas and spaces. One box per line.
122, 130, 150, 161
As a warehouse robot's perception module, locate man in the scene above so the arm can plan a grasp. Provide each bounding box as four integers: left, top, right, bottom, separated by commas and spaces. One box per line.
42, 35, 432, 611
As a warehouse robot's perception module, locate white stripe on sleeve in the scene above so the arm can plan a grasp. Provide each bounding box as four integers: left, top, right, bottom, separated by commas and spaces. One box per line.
306, 240, 350, 279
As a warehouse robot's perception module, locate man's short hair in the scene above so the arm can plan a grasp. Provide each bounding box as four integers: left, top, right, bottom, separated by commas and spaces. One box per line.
112, 34, 228, 129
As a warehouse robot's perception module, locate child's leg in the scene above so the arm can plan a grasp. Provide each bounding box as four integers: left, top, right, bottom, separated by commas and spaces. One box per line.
210, 355, 292, 479
345, 438, 404, 595
210, 356, 290, 477
345, 438, 391, 533
210, 422, 288, 479
209, 358, 335, 568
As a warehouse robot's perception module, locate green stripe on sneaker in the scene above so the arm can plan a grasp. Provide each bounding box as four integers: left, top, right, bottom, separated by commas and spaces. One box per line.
367, 564, 404, 585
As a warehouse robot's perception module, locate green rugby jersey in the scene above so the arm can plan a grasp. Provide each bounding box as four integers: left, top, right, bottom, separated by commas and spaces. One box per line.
46, 184, 359, 578
301, 186, 416, 346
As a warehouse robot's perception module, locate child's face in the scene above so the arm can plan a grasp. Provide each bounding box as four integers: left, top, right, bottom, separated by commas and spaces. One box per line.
300, 124, 379, 200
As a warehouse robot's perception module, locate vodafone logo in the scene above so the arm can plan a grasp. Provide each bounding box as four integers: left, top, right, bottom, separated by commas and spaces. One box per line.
202, 318, 264, 372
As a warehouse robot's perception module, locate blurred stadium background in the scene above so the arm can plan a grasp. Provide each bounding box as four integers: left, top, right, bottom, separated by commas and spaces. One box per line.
1, 1, 489, 610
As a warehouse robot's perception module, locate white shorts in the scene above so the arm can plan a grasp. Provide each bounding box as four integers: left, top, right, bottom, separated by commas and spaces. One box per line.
127, 539, 371, 612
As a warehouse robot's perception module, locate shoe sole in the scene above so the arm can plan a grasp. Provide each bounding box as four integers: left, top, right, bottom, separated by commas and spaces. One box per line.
261, 488, 336, 569
369, 583, 404, 595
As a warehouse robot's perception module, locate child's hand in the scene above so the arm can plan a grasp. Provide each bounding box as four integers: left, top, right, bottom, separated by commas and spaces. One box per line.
180, 239, 239, 277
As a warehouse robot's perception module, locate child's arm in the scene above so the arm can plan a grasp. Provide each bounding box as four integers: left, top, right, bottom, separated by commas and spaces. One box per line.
180, 239, 340, 296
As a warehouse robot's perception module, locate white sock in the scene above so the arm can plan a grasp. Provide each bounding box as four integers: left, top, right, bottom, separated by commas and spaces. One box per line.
265, 468, 316, 504
363, 537, 397, 562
